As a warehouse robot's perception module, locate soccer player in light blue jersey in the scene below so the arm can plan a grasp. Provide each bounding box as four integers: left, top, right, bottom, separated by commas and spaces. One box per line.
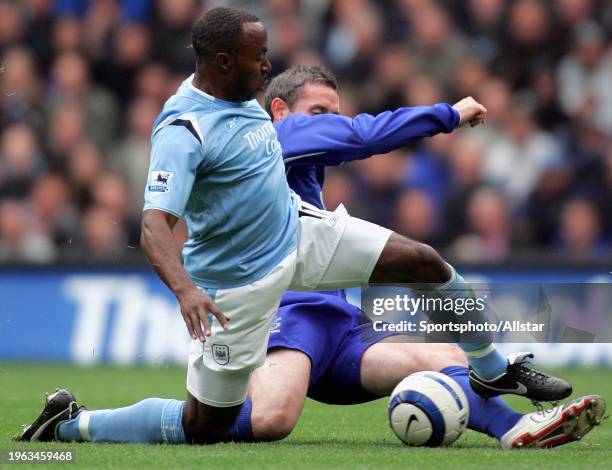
18, 7, 587, 447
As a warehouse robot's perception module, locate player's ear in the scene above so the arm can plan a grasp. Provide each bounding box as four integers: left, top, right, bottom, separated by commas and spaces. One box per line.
270, 97, 290, 121
216, 52, 232, 75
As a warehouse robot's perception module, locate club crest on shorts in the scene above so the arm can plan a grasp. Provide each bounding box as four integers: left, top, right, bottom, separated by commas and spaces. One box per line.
270, 314, 281, 334
212, 344, 230, 365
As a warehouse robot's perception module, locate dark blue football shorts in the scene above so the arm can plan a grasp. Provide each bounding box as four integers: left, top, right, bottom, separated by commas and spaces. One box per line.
268, 290, 397, 404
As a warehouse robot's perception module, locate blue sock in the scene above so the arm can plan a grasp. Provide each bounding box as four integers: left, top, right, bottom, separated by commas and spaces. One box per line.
228, 397, 254, 441
57, 398, 187, 444
434, 265, 508, 380
461, 344, 508, 380
442, 365, 522, 440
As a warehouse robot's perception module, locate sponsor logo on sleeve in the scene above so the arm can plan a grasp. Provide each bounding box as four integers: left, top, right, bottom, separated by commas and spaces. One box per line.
148, 171, 174, 193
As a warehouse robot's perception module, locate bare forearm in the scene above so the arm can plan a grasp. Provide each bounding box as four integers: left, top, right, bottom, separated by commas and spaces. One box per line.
141, 210, 229, 341
141, 213, 195, 297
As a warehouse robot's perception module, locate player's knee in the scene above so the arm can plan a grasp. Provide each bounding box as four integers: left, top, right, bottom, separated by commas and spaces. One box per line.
267, 410, 296, 440
253, 407, 297, 441
403, 240, 448, 284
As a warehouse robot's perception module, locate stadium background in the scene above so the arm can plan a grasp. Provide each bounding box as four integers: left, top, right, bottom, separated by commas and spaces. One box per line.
0, 0, 611, 369
1, 3, 611, 468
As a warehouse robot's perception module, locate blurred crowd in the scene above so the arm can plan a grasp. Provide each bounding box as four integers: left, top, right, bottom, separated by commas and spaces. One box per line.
0, 0, 610, 264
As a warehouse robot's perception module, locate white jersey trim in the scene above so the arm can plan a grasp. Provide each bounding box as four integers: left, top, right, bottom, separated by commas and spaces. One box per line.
188, 79, 215, 101
188, 78, 251, 108
284, 151, 327, 164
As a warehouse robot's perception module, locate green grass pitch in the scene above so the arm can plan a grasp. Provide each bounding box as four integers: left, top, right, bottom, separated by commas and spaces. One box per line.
1, 364, 610, 469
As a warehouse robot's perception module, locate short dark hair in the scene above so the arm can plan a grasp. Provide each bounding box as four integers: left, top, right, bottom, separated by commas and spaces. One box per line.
263, 65, 337, 117
191, 7, 260, 62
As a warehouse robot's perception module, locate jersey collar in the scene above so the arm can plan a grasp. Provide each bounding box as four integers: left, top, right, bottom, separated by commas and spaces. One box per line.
187, 75, 253, 108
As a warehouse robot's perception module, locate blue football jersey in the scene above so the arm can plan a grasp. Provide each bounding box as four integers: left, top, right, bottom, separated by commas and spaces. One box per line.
274, 104, 460, 209
144, 76, 298, 289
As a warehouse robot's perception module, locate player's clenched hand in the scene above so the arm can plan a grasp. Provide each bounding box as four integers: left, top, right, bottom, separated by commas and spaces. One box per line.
176, 286, 230, 342
453, 97, 487, 128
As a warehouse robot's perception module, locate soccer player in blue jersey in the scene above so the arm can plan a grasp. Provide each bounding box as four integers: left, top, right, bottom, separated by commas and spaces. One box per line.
18, 8, 596, 447
223, 65, 605, 448
219, 66, 599, 448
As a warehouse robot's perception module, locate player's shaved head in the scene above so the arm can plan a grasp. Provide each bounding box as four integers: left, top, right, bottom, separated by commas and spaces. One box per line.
191, 7, 261, 63
264, 65, 337, 117
191, 7, 270, 102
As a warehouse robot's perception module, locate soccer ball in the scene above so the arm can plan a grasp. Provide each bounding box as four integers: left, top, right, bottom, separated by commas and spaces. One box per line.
388, 371, 469, 446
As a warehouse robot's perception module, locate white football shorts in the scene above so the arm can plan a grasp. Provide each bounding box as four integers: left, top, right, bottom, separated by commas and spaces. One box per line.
186, 200, 392, 407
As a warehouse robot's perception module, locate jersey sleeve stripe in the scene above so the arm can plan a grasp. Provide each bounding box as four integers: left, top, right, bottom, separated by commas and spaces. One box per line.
283, 151, 327, 164
153, 113, 204, 145
169, 119, 202, 144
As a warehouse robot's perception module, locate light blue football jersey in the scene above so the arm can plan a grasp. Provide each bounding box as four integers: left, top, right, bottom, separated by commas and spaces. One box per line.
144, 75, 298, 289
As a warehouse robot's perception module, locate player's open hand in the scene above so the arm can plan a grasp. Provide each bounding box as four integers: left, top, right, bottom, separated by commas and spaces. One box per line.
452, 97, 487, 128
176, 286, 230, 342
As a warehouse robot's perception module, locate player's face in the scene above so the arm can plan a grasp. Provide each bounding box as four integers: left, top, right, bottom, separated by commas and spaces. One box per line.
291, 83, 340, 116
232, 22, 271, 101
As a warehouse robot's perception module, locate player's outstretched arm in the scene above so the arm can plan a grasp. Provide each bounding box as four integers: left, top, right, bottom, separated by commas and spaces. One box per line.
277, 98, 487, 167
278, 105, 455, 166
141, 209, 229, 342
